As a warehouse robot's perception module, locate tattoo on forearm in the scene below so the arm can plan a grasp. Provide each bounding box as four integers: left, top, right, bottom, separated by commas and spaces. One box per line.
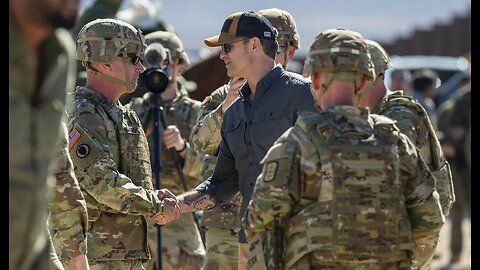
183, 192, 215, 211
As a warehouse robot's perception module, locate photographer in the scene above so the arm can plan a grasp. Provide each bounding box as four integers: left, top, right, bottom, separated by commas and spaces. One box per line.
126, 31, 206, 270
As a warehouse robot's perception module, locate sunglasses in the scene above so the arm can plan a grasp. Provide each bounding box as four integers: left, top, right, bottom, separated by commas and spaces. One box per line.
221, 38, 250, 54
120, 53, 142, 65
221, 43, 233, 54
277, 43, 288, 54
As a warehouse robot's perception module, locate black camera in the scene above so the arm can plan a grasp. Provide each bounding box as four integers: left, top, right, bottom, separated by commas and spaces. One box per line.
142, 43, 172, 94
143, 67, 169, 94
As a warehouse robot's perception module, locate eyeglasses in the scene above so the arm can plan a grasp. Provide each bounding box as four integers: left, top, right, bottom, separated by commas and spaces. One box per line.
277, 43, 288, 54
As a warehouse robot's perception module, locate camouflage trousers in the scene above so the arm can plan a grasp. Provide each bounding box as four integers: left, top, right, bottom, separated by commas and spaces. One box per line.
90, 259, 144, 270
144, 213, 205, 270
289, 253, 411, 270
203, 227, 238, 270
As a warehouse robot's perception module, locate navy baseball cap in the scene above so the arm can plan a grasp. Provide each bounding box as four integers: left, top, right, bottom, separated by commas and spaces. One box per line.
204, 11, 278, 47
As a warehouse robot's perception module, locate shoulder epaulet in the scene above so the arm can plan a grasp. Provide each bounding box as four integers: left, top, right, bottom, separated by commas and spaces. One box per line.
296, 111, 325, 132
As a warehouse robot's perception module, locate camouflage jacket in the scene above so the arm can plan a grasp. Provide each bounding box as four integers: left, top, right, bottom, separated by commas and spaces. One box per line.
127, 91, 204, 194
245, 106, 444, 269
67, 86, 164, 262
9, 16, 76, 269
374, 90, 454, 216
190, 84, 230, 156
48, 122, 88, 261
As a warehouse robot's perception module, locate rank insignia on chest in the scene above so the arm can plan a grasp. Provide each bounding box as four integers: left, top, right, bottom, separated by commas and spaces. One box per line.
263, 161, 278, 182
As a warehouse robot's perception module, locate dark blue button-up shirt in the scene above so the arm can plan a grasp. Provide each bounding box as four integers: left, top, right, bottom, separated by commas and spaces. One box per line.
196, 65, 318, 242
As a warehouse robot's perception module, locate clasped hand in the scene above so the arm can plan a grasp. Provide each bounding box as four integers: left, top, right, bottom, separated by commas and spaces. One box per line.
152, 189, 181, 225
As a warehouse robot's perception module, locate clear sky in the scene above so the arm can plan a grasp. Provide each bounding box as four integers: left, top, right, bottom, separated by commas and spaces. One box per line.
157, 0, 470, 55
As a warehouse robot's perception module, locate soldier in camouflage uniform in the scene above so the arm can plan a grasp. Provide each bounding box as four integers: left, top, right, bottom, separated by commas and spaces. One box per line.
48, 122, 90, 270
357, 40, 455, 266
355, 40, 454, 268
357, 40, 454, 215
244, 28, 445, 270
10, 0, 79, 268
69, 18, 181, 269
127, 31, 206, 270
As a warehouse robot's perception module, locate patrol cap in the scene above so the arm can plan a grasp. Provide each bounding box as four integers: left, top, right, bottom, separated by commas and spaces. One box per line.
258, 8, 300, 49
204, 11, 278, 47
365, 39, 392, 76
303, 28, 375, 80
76, 18, 145, 64
145, 31, 190, 66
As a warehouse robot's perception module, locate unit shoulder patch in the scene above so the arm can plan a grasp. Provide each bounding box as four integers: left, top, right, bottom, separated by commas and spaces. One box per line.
263, 161, 278, 182
76, 144, 90, 158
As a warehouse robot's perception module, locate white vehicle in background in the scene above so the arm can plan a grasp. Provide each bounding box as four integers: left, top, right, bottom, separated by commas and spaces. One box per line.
385, 55, 470, 106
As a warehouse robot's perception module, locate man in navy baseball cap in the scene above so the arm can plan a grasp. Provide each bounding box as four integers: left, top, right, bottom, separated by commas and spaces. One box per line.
204, 11, 277, 46
178, 9, 317, 270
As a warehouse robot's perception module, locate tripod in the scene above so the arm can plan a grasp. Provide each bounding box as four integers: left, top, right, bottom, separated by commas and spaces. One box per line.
148, 93, 204, 270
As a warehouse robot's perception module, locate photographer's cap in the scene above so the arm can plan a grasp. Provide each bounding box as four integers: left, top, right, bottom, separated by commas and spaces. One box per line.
204, 11, 277, 47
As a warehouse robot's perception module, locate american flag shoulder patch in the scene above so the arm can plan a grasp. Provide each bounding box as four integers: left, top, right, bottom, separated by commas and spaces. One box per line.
68, 128, 81, 151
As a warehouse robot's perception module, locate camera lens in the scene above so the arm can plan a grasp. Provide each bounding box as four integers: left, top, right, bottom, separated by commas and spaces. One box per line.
144, 68, 169, 94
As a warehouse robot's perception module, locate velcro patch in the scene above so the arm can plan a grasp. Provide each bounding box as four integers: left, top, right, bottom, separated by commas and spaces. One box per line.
68, 128, 81, 151
76, 144, 90, 158
263, 161, 278, 182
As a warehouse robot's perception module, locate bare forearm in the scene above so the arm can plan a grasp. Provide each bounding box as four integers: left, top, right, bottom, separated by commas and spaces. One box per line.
178, 190, 215, 213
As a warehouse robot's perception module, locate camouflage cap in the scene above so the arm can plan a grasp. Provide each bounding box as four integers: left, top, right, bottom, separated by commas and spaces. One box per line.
303, 28, 375, 80
365, 39, 392, 76
145, 31, 190, 66
258, 8, 300, 49
76, 18, 145, 63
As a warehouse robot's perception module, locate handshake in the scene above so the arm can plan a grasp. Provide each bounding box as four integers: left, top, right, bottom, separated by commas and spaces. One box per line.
151, 189, 181, 225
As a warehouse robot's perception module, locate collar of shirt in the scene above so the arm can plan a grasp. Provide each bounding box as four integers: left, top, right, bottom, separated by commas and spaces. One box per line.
77, 86, 122, 111
239, 65, 285, 102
